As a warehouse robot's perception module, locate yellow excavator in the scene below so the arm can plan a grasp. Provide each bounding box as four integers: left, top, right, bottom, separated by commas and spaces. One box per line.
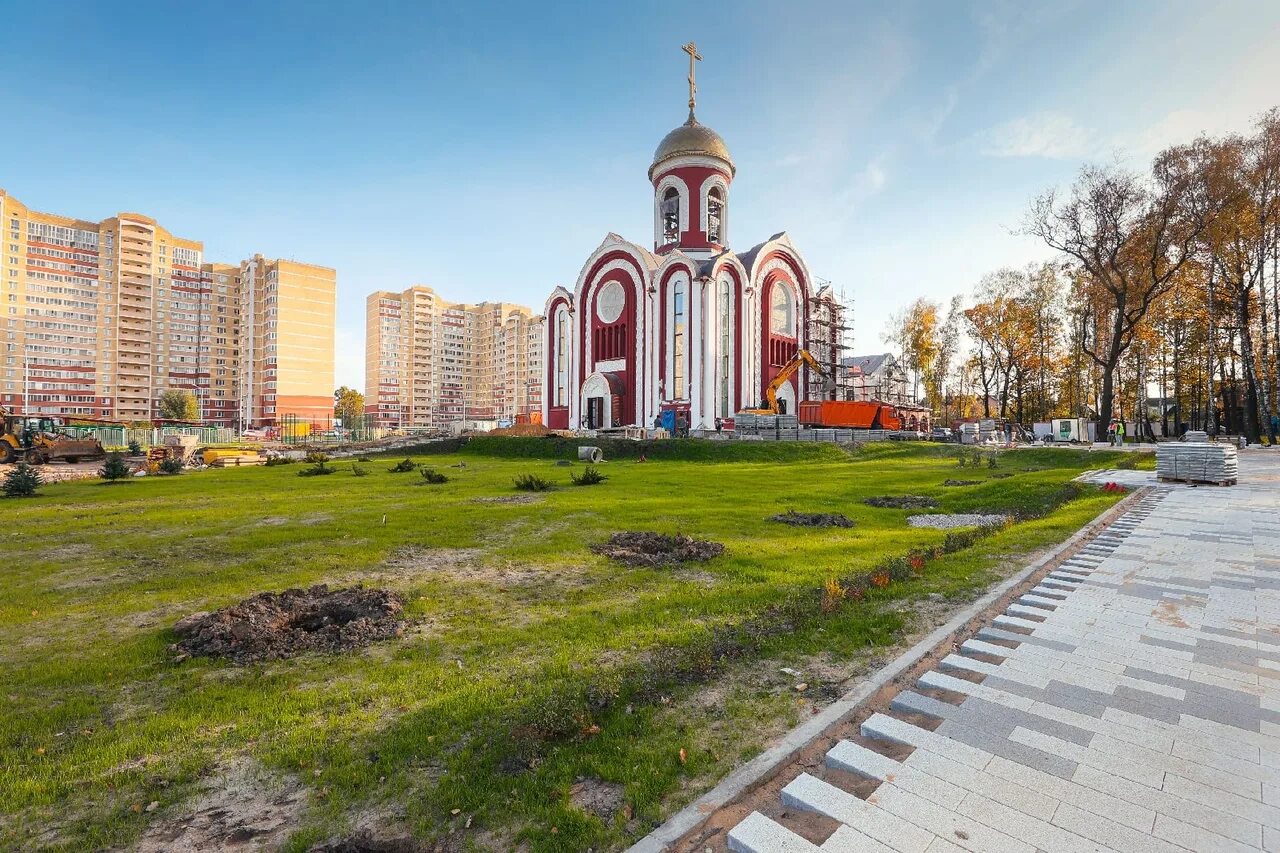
741, 349, 835, 415
0, 409, 106, 465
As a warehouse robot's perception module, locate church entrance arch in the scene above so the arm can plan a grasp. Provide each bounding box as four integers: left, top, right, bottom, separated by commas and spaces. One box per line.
581, 372, 625, 430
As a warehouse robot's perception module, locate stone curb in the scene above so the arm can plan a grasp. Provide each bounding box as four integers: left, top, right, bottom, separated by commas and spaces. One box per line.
626, 488, 1146, 853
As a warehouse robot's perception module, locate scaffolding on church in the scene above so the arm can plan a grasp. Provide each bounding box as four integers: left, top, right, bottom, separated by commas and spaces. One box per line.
806, 280, 855, 402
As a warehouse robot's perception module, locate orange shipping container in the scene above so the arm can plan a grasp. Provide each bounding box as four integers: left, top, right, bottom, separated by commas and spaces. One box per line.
798, 400, 884, 429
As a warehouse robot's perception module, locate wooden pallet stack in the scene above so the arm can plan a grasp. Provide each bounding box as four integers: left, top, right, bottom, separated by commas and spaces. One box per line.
1156, 442, 1238, 485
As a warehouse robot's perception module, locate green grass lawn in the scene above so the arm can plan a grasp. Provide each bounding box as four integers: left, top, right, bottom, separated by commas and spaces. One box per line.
0, 440, 1134, 851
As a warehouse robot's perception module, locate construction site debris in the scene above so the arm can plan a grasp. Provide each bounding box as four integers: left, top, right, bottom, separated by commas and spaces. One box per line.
172, 585, 405, 663
768, 510, 855, 528
578, 445, 604, 463
863, 495, 939, 509
591, 532, 724, 568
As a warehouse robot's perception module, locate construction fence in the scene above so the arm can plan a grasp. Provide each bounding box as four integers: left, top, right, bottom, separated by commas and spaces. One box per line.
279, 413, 385, 446
62, 425, 239, 449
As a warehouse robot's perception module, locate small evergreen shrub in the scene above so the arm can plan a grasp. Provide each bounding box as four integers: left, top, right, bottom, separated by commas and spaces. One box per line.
127, 439, 143, 456
420, 468, 449, 484
2, 462, 42, 497
513, 473, 553, 492
986, 453, 999, 469
264, 456, 296, 467
389, 458, 418, 473
297, 461, 335, 477
351, 463, 369, 477
99, 452, 131, 482
158, 456, 184, 475
303, 451, 330, 464
570, 466, 608, 486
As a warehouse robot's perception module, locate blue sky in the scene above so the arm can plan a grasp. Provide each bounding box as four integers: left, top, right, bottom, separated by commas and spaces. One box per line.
2, 0, 1278, 390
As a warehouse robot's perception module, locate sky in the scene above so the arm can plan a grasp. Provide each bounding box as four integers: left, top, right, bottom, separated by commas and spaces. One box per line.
2, 0, 1278, 391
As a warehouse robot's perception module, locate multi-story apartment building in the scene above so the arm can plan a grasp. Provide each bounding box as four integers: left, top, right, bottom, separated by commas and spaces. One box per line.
365, 285, 544, 429
238, 255, 336, 426
0, 188, 335, 428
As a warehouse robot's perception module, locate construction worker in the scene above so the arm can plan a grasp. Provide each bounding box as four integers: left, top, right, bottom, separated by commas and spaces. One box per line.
1115, 420, 1126, 446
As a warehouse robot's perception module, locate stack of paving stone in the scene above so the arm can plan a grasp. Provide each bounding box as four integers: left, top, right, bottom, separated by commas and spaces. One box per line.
1156, 441, 1238, 485
1183, 429, 1209, 442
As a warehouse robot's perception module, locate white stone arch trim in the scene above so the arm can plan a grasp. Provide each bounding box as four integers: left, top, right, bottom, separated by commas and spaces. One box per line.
653, 174, 691, 248
571, 235, 655, 304
699, 173, 730, 244
745, 237, 813, 302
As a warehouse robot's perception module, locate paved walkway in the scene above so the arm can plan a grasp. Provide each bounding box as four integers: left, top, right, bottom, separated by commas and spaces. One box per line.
728, 452, 1280, 853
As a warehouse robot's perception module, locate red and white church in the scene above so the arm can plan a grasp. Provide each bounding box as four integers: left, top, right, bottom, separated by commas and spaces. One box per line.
543, 45, 830, 432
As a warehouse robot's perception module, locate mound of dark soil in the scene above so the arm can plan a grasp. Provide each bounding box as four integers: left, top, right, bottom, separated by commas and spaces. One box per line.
863, 494, 939, 509
173, 585, 405, 663
769, 510, 855, 528
943, 479, 981, 487
591, 532, 724, 568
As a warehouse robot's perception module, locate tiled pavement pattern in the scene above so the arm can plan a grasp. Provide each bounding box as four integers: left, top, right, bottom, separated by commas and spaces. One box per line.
728, 453, 1280, 852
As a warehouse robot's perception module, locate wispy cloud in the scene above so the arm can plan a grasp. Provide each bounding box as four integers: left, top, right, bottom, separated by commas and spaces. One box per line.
978, 111, 1093, 159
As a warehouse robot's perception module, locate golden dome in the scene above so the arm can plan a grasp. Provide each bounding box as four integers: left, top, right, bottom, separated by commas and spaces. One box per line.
649, 115, 734, 178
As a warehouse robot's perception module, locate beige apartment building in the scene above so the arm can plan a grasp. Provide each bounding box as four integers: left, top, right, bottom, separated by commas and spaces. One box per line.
365, 286, 543, 428
0, 188, 335, 428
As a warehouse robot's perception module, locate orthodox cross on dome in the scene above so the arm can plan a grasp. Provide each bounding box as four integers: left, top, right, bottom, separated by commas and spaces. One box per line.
681, 41, 702, 122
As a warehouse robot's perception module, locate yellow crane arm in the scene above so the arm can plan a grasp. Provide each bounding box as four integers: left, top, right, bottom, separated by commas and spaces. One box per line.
744, 349, 831, 415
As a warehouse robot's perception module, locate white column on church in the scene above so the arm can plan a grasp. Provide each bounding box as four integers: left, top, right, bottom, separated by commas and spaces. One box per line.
689, 276, 702, 428
703, 276, 718, 426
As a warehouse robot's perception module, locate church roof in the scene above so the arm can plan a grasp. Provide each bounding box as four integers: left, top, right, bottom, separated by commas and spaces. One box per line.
649, 115, 734, 178
734, 233, 788, 277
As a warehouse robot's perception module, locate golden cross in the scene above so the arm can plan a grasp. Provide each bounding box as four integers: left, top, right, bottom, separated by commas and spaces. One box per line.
682, 41, 702, 118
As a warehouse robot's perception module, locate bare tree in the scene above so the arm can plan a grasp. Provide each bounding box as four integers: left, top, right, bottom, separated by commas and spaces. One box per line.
1026, 159, 1203, 428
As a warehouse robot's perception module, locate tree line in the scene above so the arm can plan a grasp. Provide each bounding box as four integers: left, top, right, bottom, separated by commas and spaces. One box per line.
887, 108, 1280, 442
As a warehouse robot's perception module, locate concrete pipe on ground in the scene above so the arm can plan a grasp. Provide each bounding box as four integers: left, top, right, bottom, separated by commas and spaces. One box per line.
578, 446, 604, 463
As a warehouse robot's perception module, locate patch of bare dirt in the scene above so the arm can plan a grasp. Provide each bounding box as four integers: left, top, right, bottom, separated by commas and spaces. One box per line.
375, 547, 586, 589
172, 585, 405, 663
471, 495, 543, 505
569, 777, 628, 822
308, 834, 429, 852
134, 758, 304, 852
590, 532, 725, 568
942, 479, 981, 487
863, 495, 938, 509
768, 510, 855, 528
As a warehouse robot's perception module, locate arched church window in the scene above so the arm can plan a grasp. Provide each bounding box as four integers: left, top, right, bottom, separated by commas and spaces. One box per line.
673, 281, 686, 398
719, 278, 731, 417
661, 188, 680, 244
707, 187, 724, 244
555, 309, 568, 406
770, 281, 795, 337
